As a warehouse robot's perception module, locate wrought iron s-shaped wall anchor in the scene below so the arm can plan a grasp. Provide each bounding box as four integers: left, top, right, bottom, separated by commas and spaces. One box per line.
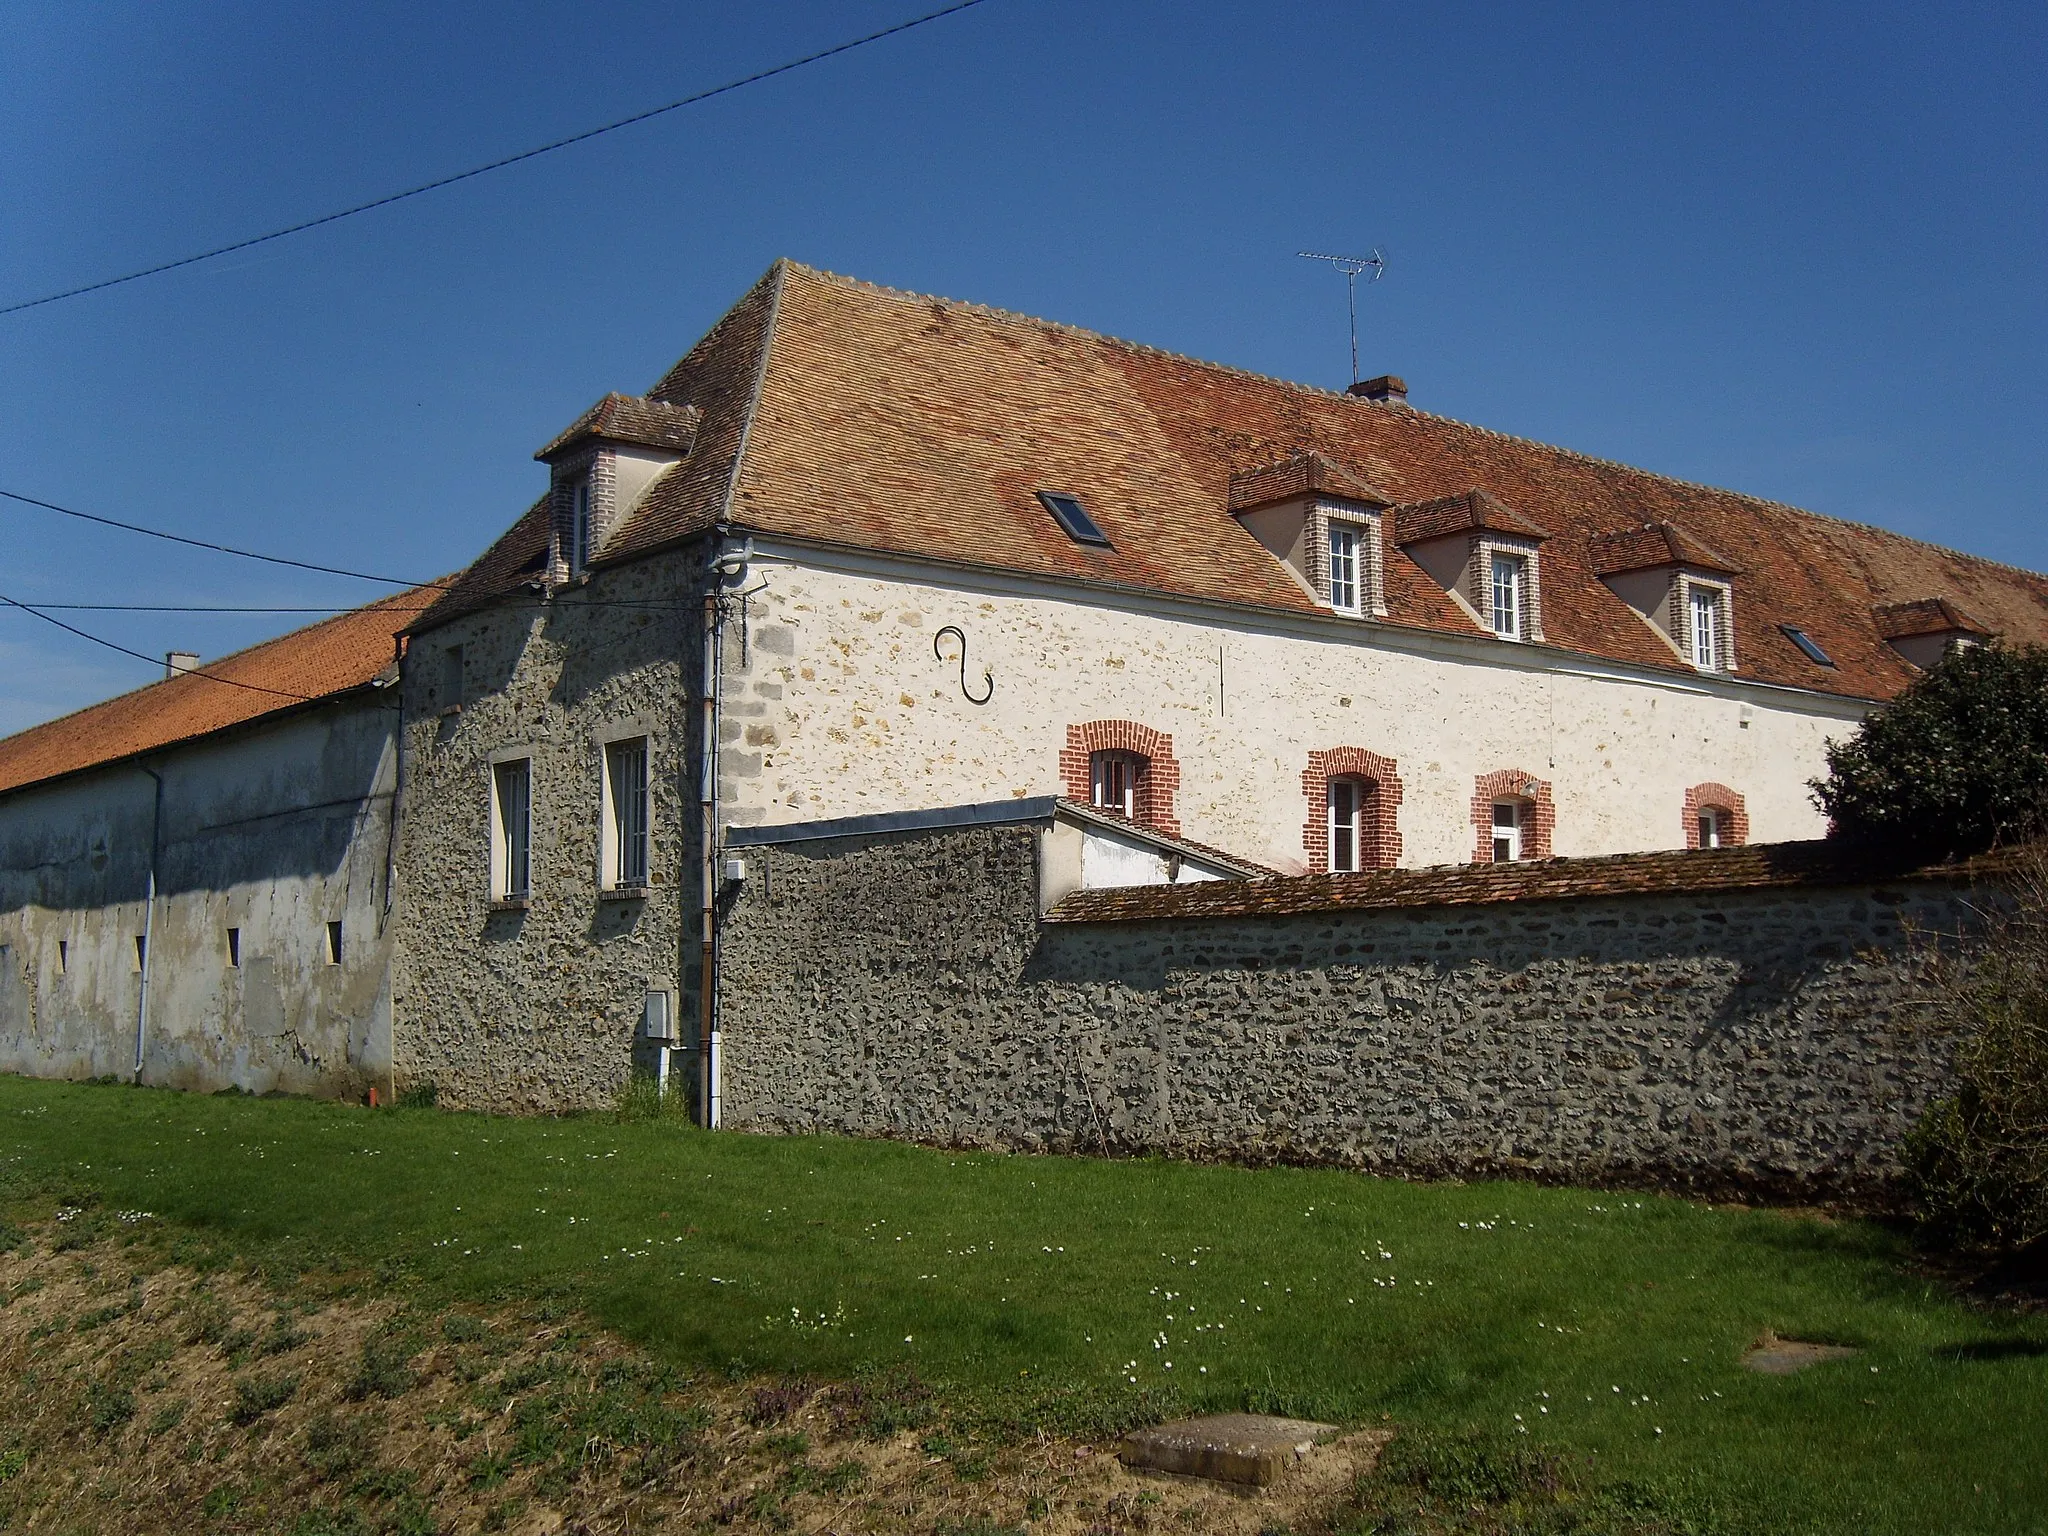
933, 625, 994, 705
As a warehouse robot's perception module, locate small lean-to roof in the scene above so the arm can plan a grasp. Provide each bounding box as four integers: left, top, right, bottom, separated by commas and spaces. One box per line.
0, 587, 428, 799
434, 261, 2048, 702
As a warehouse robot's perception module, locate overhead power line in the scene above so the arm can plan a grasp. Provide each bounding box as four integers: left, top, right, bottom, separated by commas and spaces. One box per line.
0, 0, 997, 319
0, 487, 446, 588
0, 591, 317, 701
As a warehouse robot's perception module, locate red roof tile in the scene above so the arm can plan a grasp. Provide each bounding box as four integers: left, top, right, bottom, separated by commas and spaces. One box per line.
1873, 596, 1995, 640
427, 262, 2048, 704
1589, 521, 1743, 577
534, 393, 702, 462
1044, 840, 2013, 924
1393, 487, 1552, 544
0, 587, 427, 798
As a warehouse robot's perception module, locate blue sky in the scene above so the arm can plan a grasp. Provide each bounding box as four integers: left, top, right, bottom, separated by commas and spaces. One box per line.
2, 0, 2044, 733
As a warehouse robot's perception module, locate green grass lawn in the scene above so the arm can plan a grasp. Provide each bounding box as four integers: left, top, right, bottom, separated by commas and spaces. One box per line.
4, 1074, 2046, 1535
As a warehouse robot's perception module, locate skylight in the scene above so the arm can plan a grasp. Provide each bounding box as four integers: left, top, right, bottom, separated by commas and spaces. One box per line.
1037, 491, 1111, 547
1780, 625, 1835, 667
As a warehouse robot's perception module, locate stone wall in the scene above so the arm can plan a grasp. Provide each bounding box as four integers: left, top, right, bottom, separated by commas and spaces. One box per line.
717, 824, 1984, 1201
392, 542, 706, 1112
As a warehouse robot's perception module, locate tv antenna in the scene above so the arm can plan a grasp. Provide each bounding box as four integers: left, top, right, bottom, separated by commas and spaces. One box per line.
1297, 248, 1385, 386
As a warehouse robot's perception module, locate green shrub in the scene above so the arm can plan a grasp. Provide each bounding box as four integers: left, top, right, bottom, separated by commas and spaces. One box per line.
1906, 850, 2048, 1252
395, 1079, 438, 1111
1813, 643, 2048, 861
229, 1372, 299, 1424
613, 1070, 693, 1123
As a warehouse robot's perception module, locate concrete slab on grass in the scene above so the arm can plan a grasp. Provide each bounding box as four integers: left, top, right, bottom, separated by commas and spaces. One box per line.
1120, 1413, 1337, 1487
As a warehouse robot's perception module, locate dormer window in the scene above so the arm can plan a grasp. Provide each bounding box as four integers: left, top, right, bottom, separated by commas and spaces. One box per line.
1873, 598, 1994, 670
1227, 454, 1389, 618
1490, 553, 1526, 640
1590, 523, 1741, 673
535, 393, 701, 585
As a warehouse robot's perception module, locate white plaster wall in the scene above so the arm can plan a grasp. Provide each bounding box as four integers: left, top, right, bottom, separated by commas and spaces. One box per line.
0, 701, 397, 1094
718, 550, 1867, 873
1078, 824, 1224, 888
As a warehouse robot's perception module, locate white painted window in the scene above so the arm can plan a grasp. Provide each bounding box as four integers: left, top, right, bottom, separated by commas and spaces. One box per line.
1328, 523, 1362, 613
569, 479, 592, 576
1090, 750, 1145, 819
604, 737, 650, 887
1492, 800, 1523, 862
492, 758, 533, 900
1698, 807, 1723, 848
1690, 584, 1723, 670
1328, 777, 1366, 872
1490, 553, 1525, 640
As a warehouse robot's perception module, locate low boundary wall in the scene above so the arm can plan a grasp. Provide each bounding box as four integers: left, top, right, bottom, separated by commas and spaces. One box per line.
717, 826, 1998, 1201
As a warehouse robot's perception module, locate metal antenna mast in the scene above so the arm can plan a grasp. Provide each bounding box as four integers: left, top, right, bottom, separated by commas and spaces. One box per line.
1297, 248, 1385, 386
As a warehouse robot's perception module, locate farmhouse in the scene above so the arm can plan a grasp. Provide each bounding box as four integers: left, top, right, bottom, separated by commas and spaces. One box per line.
3, 261, 2046, 1161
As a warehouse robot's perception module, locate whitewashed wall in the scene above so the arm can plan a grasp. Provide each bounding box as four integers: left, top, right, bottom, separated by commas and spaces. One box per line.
718, 544, 1868, 872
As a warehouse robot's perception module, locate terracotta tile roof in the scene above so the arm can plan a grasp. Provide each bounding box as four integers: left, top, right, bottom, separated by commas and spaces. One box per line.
534, 393, 702, 461
427, 261, 2048, 703
1589, 521, 1743, 577
1044, 839, 2014, 924
0, 587, 427, 798
1393, 487, 1551, 544
1873, 596, 1995, 640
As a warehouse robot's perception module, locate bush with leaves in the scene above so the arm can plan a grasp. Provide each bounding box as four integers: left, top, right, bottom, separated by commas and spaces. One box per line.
1905, 848, 2048, 1254
1813, 642, 2048, 861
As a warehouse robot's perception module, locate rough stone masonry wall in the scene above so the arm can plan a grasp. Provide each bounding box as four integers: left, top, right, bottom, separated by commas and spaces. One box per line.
393, 543, 704, 1112
717, 825, 1980, 1201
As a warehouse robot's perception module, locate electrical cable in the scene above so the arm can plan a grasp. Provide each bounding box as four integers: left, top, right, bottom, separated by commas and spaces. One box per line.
0, 0, 996, 318
0, 487, 449, 588
0, 590, 319, 701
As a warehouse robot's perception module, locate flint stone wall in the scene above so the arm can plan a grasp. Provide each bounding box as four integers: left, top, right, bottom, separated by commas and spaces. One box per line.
718, 824, 1980, 1199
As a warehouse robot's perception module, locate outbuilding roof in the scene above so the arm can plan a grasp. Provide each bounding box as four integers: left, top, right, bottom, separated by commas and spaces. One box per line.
0, 587, 427, 798
415, 260, 2048, 702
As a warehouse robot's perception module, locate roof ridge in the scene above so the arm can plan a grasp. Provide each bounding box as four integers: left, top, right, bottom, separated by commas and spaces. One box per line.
718, 260, 791, 528
775, 261, 2047, 590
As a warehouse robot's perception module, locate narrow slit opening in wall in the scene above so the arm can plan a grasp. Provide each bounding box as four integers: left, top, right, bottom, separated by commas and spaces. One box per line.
134, 935, 147, 971
227, 928, 240, 967
57, 940, 67, 974
326, 921, 343, 966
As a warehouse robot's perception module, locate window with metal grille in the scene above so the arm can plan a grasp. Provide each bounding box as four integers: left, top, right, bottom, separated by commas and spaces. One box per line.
1090, 750, 1145, 819
1490, 554, 1524, 639
1492, 800, 1523, 862
1329, 524, 1361, 613
1328, 777, 1367, 872
1690, 585, 1723, 670
606, 738, 650, 886
493, 758, 532, 900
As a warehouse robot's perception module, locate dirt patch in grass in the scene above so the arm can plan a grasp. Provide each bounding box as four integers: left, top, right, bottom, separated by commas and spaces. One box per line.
0, 1220, 1389, 1534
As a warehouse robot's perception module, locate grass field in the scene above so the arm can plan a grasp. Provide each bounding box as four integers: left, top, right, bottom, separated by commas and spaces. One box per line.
4, 1074, 2046, 1534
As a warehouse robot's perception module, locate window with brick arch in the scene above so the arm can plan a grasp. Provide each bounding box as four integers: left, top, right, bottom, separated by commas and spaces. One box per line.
1491, 799, 1526, 862
1090, 750, 1146, 819
1683, 784, 1748, 849
1471, 769, 1553, 863
1301, 748, 1403, 874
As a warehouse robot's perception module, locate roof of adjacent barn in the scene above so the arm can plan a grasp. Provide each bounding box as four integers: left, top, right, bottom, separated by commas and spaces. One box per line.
0, 587, 425, 798
413, 260, 2048, 701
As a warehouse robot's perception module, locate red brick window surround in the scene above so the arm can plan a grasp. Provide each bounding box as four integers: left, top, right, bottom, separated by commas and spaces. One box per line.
1471, 769, 1555, 863
1301, 748, 1404, 874
1684, 783, 1749, 848
1060, 721, 1181, 837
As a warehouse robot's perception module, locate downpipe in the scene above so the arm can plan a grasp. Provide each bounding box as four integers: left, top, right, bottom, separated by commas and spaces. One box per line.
699, 533, 752, 1127
135, 765, 164, 1083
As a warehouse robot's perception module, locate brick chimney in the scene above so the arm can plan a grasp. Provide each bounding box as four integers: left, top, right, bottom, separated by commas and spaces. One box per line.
165, 651, 200, 680
1348, 375, 1409, 407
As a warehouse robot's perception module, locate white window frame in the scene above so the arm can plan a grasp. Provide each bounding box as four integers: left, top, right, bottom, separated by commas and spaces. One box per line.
490, 755, 534, 902
1492, 799, 1523, 862
1688, 582, 1724, 671
1698, 807, 1723, 849
1327, 522, 1363, 614
1090, 750, 1145, 819
1328, 776, 1367, 873
1490, 553, 1525, 640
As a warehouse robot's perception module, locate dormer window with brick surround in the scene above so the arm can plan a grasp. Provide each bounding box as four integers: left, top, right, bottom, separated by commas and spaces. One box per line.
1393, 489, 1550, 643
535, 393, 702, 584
1591, 522, 1742, 674
1227, 454, 1389, 619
